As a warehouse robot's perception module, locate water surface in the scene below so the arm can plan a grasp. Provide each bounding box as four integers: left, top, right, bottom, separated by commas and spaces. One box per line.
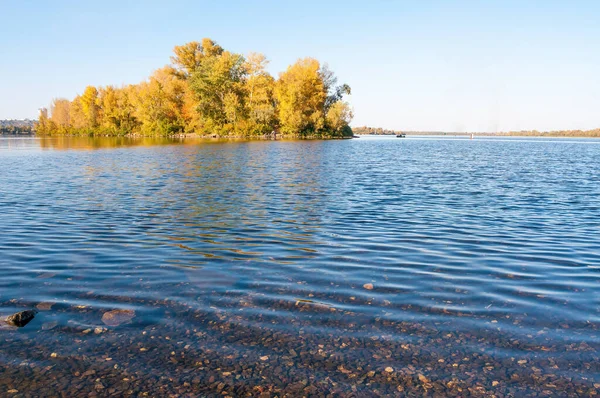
1, 135, 599, 396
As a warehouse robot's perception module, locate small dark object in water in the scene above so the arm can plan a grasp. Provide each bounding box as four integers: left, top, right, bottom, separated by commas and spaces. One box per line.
5, 310, 38, 327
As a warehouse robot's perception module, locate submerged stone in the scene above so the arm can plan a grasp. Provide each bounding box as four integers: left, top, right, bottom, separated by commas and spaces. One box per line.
36, 302, 54, 311
102, 309, 136, 326
5, 310, 38, 327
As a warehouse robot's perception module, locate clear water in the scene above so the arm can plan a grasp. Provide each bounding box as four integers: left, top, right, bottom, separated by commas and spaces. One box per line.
1, 135, 599, 396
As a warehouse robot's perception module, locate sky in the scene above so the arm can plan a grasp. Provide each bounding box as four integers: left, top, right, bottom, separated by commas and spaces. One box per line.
1, 0, 599, 132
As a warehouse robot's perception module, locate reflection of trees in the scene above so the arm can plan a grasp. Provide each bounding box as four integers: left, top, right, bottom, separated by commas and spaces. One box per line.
37, 136, 191, 151
160, 141, 329, 265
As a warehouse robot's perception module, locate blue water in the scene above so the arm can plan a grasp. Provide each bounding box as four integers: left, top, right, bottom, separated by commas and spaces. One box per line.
1, 135, 599, 396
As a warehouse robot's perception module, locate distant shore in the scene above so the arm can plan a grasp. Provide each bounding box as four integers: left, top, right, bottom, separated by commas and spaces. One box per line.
352, 126, 600, 138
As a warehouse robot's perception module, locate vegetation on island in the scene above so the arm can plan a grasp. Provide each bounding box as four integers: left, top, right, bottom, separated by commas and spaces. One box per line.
37, 39, 353, 138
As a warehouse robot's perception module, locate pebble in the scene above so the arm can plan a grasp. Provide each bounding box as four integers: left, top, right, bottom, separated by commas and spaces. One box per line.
363, 283, 374, 290
0, 284, 596, 397
36, 302, 54, 311
101, 309, 136, 326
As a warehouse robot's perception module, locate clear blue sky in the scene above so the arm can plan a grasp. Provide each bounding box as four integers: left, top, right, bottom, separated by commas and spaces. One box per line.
1, 0, 599, 132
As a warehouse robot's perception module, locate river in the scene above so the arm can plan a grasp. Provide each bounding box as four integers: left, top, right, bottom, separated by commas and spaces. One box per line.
1, 135, 599, 396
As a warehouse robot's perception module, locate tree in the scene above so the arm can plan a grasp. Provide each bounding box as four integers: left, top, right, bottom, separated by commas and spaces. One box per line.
326, 101, 353, 137
188, 49, 247, 133
80, 86, 99, 128
133, 67, 186, 135
98, 85, 139, 134
50, 98, 71, 129
170, 38, 224, 78
244, 53, 276, 135
69, 96, 87, 130
171, 41, 204, 78
275, 58, 326, 135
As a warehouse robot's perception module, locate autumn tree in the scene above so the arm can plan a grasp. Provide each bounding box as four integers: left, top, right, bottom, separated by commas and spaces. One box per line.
320, 64, 353, 136
188, 48, 247, 134
50, 98, 71, 129
275, 58, 327, 135
326, 101, 353, 136
133, 67, 186, 135
98, 85, 139, 134
243, 53, 276, 135
69, 96, 87, 130
171, 38, 224, 78
80, 86, 99, 128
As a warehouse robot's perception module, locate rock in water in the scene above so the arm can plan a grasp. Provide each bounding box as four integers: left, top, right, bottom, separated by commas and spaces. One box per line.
5, 310, 38, 327
101, 309, 135, 326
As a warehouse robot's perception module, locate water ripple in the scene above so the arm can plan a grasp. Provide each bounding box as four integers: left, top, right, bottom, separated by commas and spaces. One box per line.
0, 136, 599, 395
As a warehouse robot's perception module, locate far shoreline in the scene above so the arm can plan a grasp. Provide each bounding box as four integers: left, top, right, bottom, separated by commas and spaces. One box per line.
3, 132, 600, 140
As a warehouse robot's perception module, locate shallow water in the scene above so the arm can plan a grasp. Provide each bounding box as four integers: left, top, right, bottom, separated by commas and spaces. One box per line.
1, 135, 599, 396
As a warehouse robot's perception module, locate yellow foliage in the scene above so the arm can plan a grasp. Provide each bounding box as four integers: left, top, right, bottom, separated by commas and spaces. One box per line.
50, 99, 71, 128
275, 58, 326, 135
39, 38, 352, 137
326, 101, 353, 134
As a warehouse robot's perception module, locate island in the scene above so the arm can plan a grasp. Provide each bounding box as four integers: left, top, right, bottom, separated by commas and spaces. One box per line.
37, 38, 353, 139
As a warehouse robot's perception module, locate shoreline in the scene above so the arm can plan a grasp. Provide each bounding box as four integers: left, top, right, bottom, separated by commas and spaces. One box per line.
5, 132, 600, 139
31, 132, 354, 140
355, 133, 600, 139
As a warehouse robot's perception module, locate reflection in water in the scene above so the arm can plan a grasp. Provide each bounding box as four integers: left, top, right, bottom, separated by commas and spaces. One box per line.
38, 135, 193, 150
0, 136, 599, 396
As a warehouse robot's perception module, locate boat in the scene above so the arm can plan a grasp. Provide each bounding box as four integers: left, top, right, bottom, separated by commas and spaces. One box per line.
396, 133, 406, 138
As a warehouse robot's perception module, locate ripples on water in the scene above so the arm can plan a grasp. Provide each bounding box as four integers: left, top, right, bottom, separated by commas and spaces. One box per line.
0, 135, 599, 396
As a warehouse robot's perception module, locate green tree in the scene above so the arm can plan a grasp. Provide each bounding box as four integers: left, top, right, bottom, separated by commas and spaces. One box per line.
188, 48, 247, 134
